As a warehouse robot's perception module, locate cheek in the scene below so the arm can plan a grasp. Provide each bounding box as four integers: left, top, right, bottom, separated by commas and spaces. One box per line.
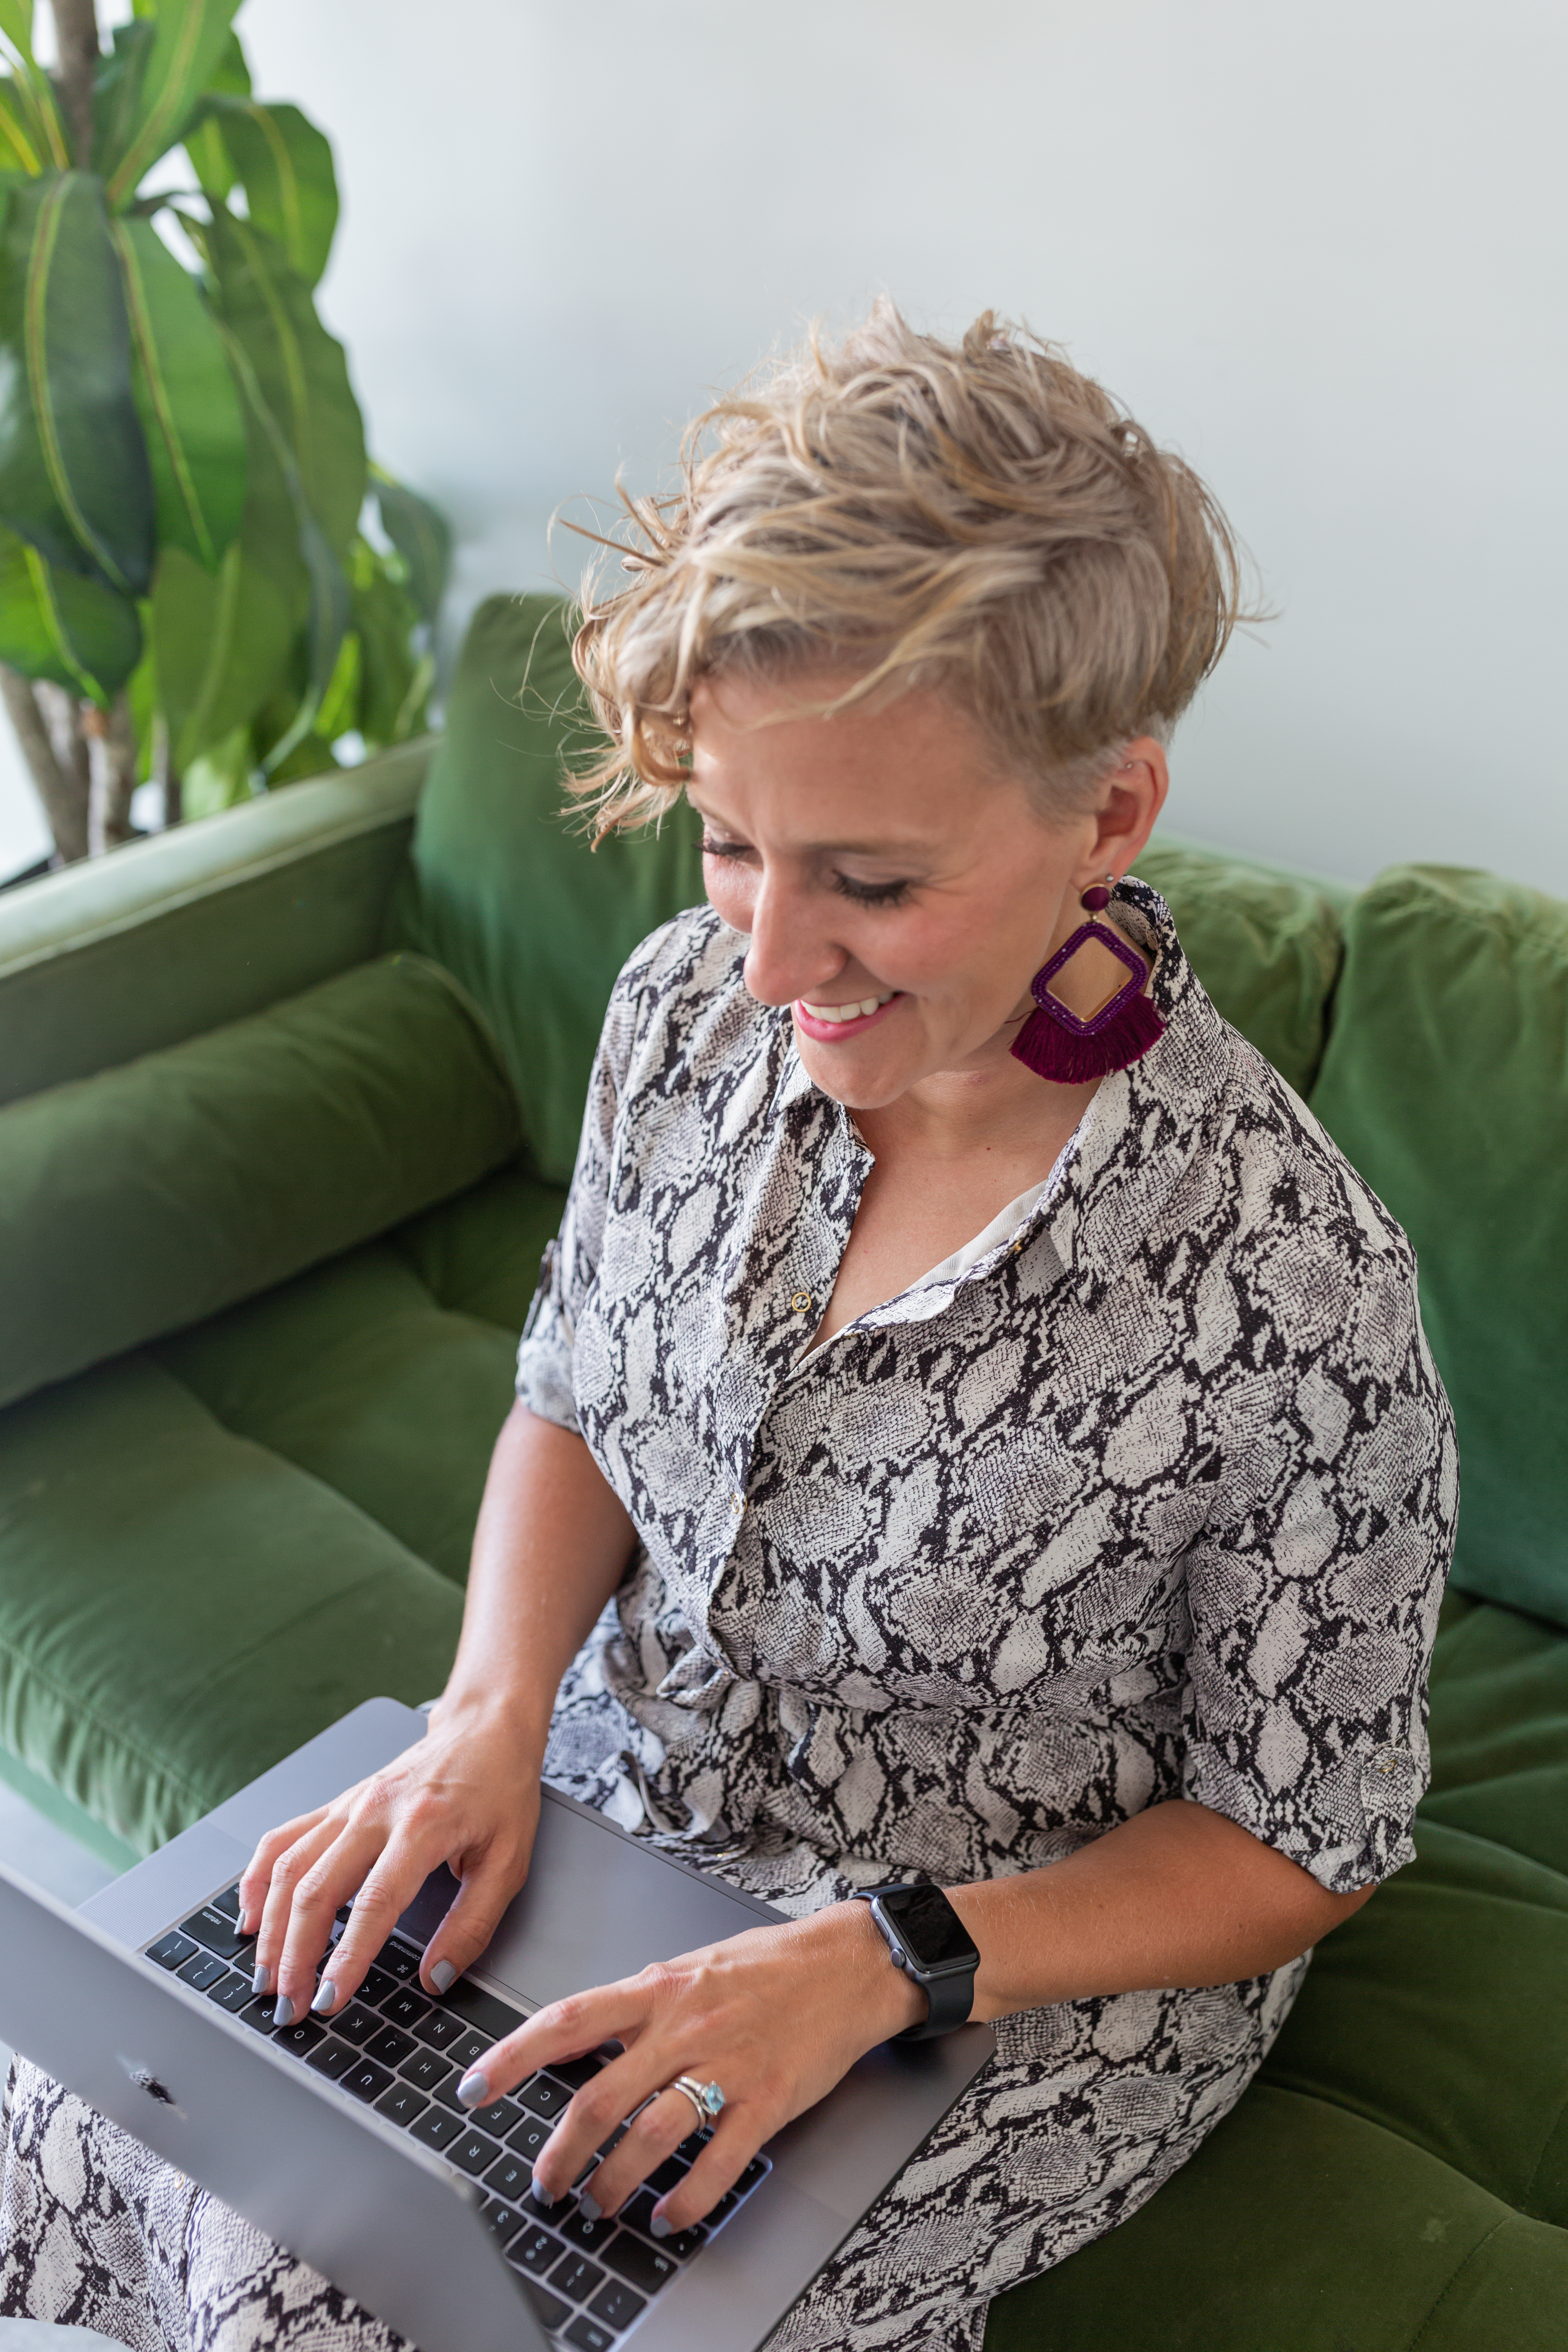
703, 859, 756, 929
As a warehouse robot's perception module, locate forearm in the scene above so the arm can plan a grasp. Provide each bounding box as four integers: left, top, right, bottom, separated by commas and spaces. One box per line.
434, 1401, 638, 1766
947, 1798, 1374, 2024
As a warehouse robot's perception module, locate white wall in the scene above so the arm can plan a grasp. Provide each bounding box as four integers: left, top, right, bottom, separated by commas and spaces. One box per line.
4, 0, 1565, 893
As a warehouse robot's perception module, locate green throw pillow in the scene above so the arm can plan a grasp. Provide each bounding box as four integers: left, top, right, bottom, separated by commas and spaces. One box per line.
396, 593, 704, 1184
1309, 866, 1568, 1631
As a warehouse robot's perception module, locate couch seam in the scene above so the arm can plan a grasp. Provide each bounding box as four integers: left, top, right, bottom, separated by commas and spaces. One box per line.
1405, 2217, 1515, 2352
0, 1619, 208, 1816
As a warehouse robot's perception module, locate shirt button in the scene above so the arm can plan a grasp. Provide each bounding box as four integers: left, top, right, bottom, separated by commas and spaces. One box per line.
790, 1290, 813, 1313
729, 1492, 745, 1519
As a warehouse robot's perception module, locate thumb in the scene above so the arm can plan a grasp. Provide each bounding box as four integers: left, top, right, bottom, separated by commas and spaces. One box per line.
420, 1849, 528, 1995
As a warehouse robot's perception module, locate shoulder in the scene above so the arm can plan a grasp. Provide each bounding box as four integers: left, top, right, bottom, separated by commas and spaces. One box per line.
602, 902, 775, 1092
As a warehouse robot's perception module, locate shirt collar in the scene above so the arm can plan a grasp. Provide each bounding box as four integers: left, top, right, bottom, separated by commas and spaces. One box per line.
763, 876, 1232, 1308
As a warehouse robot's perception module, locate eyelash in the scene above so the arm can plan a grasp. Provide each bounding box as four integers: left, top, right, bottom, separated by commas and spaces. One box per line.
699, 836, 913, 909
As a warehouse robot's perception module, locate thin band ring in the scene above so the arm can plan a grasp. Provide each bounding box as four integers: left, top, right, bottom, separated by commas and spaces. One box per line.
668, 2074, 726, 2132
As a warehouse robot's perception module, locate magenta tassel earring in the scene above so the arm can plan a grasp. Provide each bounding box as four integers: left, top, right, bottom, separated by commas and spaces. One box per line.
1010, 879, 1166, 1083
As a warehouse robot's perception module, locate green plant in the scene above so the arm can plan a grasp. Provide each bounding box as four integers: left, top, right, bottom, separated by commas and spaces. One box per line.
0, 0, 450, 865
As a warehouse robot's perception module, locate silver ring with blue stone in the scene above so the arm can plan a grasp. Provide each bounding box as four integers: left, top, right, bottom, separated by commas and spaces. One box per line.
670, 2073, 726, 2130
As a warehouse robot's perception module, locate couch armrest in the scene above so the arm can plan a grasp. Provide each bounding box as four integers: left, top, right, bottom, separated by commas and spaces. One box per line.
0, 738, 432, 1107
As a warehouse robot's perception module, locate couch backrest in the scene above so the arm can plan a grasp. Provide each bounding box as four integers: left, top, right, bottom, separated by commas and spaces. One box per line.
1310, 867, 1568, 1632
393, 594, 703, 1185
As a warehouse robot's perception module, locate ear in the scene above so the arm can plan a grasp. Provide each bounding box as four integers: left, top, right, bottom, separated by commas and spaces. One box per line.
1080, 737, 1169, 886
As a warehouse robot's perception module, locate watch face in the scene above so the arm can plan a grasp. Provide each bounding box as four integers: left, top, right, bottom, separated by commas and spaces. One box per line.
880, 1884, 978, 1971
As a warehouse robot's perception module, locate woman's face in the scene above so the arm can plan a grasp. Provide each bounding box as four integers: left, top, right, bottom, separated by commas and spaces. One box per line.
688, 667, 1164, 1113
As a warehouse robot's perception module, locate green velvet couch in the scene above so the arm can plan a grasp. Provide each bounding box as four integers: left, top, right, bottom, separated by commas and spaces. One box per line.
1, 597, 1564, 2349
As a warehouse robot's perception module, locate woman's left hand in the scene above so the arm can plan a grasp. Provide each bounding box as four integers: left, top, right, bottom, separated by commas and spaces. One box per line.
455, 1900, 927, 2233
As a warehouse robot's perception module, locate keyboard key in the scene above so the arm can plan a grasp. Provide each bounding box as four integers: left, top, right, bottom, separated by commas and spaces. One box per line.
589, 2277, 648, 2330
331, 2003, 384, 2050
305, 2039, 356, 2083
468, 2096, 522, 2138
381, 1987, 430, 2031
374, 2082, 428, 2130
148, 1930, 199, 1971
180, 1908, 253, 1962
273, 2016, 327, 2060
519, 2072, 569, 2120
343, 2058, 394, 2104
737, 2154, 769, 2193
365, 2025, 416, 2069
239, 1996, 284, 2035
209, 1884, 242, 1921
551, 2052, 609, 2091
623, 2190, 704, 2258
446, 2029, 491, 2074
485, 2153, 534, 2201
648, 2153, 689, 2195
518, 2283, 571, 2333
439, 1980, 525, 2040
557, 2206, 617, 2256
448, 2127, 502, 2177
546, 2252, 604, 2304
205, 1971, 253, 2014
413, 2010, 467, 2052
507, 2115, 550, 2163
359, 1964, 398, 2007
374, 1938, 422, 1982
565, 2319, 615, 2352
482, 2197, 527, 2247
507, 2225, 565, 2278
601, 2232, 678, 2295
399, 2047, 452, 2096
176, 1949, 229, 1993
408, 2105, 462, 2153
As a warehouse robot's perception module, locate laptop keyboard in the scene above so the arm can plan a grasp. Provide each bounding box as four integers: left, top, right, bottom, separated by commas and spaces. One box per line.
144, 1882, 771, 2345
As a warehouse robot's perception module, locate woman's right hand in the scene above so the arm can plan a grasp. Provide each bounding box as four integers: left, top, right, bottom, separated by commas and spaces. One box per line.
237, 1699, 543, 2027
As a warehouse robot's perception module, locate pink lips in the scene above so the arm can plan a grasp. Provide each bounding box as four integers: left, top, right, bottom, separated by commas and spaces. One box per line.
793, 993, 903, 1044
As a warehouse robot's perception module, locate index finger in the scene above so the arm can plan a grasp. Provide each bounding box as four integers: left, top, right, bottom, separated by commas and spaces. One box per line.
456, 1980, 648, 2107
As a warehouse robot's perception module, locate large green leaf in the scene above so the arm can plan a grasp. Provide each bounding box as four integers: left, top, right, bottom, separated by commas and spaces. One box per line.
111, 214, 244, 569
0, 515, 140, 697
0, 74, 44, 172
102, 0, 241, 207
202, 208, 363, 555
151, 338, 307, 766
372, 465, 450, 626
91, 20, 155, 180
180, 24, 248, 198
0, 3, 32, 56
197, 97, 336, 287
0, 172, 155, 593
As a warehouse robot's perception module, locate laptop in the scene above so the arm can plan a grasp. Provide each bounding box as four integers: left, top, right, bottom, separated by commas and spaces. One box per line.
0, 1697, 995, 2352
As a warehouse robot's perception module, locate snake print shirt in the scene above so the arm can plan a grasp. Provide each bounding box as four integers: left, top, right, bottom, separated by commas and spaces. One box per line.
512, 876, 1456, 2343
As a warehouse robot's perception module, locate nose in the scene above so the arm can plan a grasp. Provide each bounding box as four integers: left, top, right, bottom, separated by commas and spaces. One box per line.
741, 871, 848, 1009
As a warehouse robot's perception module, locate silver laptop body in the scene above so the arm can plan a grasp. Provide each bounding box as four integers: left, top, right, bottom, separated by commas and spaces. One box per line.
0, 1699, 995, 2352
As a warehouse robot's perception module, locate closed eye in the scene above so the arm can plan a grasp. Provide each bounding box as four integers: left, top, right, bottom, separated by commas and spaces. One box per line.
832, 873, 913, 908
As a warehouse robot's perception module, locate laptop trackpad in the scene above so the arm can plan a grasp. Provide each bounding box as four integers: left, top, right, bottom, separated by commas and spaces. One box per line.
395, 1793, 776, 2013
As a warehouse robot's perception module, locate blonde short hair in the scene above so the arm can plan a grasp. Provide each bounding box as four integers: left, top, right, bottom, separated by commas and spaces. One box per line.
568, 302, 1249, 833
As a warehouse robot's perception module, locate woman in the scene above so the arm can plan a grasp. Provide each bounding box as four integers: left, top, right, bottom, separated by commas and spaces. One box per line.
2, 309, 1456, 2352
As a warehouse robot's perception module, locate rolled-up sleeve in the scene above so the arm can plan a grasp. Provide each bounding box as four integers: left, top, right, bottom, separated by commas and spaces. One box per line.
514, 944, 655, 1433
1180, 1254, 1459, 1893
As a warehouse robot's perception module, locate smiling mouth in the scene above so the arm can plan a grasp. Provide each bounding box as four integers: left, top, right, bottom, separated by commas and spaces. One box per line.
798, 990, 898, 1025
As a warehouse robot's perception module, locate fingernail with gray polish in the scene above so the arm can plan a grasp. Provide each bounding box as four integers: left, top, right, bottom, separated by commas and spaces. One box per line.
251, 1963, 272, 1996
529, 2177, 555, 2207
430, 1960, 457, 1994
273, 1994, 296, 2029
456, 2069, 490, 2108
577, 2192, 601, 2223
650, 2214, 672, 2240
311, 1979, 337, 2014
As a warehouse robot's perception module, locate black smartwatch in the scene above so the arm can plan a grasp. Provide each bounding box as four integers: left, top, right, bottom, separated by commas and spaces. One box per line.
856, 1882, 980, 2040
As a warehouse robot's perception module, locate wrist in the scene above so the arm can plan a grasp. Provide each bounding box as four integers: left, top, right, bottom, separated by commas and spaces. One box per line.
841, 1899, 930, 2041
425, 1684, 550, 1771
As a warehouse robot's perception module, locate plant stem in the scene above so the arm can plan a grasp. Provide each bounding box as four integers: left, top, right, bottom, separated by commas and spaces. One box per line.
83, 693, 136, 852
153, 715, 183, 828
0, 666, 89, 862
51, 0, 98, 170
